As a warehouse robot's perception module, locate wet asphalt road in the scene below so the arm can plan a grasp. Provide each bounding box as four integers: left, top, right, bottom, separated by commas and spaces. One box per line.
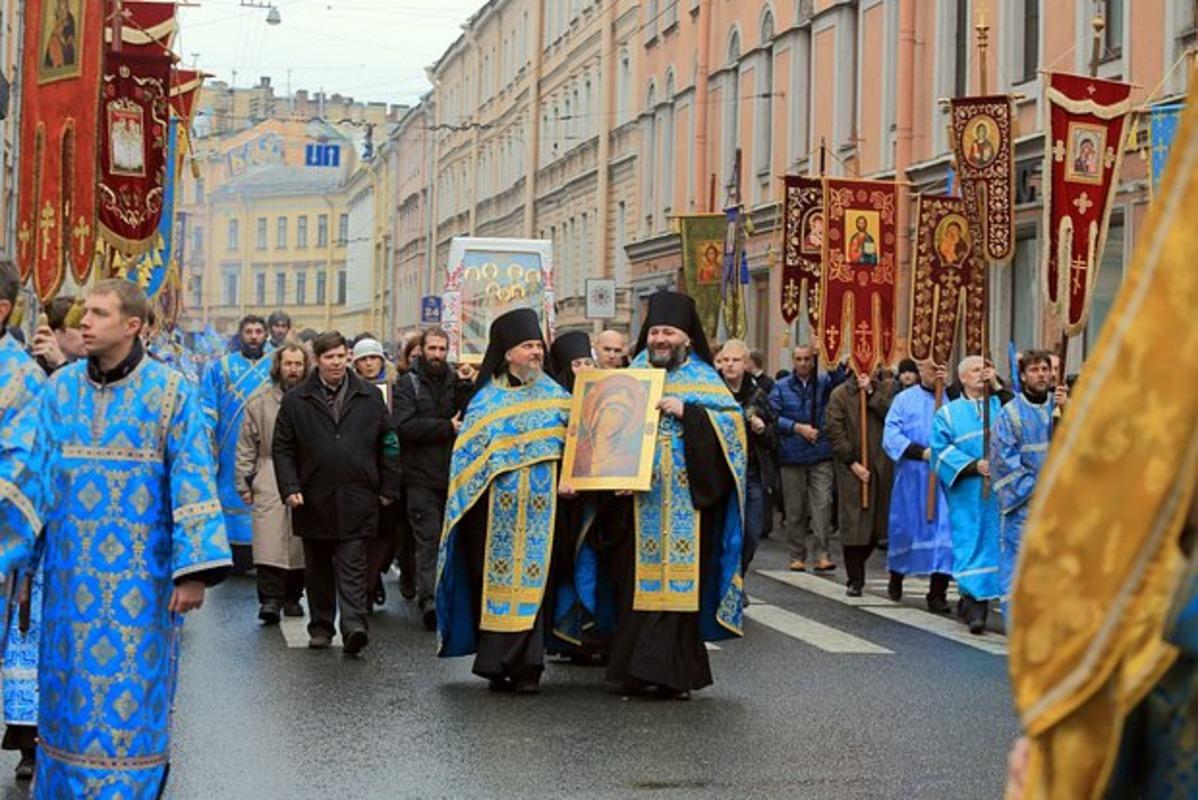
0, 536, 1018, 800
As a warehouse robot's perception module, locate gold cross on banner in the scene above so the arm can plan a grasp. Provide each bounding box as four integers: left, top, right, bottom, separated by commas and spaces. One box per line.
38, 202, 56, 260
72, 217, 91, 255
17, 222, 31, 260
1070, 256, 1088, 292
1073, 192, 1094, 215
1053, 140, 1067, 162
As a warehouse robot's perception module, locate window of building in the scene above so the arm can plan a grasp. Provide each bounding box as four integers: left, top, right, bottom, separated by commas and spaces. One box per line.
642, 83, 657, 234
316, 271, 327, 304
256, 217, 267, 250
726, 30, 741, 189
616, 201, 629, 286
1019, 0, 1039, 83
618, 48, 632, 125
276, 217, 287, 249
338, 214, 349, 246
317, 214, 329, 247
255, 271, 266, 305
195, 178, 205, 204
646, 0, 659, 41
227, 218, 239, 250
336, 269, 347, 304
275, 271, 286, 305
954, 0, 970, 97
296, 272, 307, 305
755, 11, 775, 189
1085, 218, 1124, 354
663, 0, 678, 30
223, 271, 238, 306
662, 72, 676, 220
297, 215, 308, 248
188, 275, 202, 309
1101, 0, 1123, 61
192, 226, 204, 256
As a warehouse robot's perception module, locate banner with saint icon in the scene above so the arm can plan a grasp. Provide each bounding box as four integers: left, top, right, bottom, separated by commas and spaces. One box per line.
819, 178, 898, 375
125, 117, 178, 297
17, 0, 106, 300
1042, 72, 1132, 335
909, 195, 986, 365
781, 175, 823, 329
949, 95, 1015, 264
98, 49, 172, 270
677, 213, 725, 343
442, 237, 556, 364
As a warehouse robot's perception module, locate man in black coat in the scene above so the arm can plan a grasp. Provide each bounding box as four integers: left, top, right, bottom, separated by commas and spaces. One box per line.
392, 327, 470, 631
272, 331, 400, 655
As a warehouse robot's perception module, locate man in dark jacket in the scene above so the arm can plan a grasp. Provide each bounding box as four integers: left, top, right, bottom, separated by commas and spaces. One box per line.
272, 331, 400, 655
721, 339, 776, 572
392, 327, 469, 630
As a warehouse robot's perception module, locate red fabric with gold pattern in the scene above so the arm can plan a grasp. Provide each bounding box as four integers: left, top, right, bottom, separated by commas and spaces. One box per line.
97, 49, 172, 261
949, 95, 1015, 264
1043, 73, 1132, 335
170, 69, 203, 122
819, 178, 898, 375
17, 0, 105, 299
105, 1, 177, 55
781, 175, 822, 328
909, 194, 985, 365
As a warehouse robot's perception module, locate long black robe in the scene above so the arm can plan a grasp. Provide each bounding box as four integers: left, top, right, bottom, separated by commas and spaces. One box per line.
600, 405, 734, 693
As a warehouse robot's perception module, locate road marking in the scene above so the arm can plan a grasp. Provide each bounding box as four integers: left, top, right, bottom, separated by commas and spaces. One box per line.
279, 616, 310, 648
756, 569, 895, 607
744, 597, 892, 654
866, 577, 961, 602
862, 606, 1008, 656
704, 642, 721, 651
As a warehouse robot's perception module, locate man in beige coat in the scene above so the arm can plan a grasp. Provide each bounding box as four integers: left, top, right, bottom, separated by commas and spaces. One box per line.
237, 344, 309, 624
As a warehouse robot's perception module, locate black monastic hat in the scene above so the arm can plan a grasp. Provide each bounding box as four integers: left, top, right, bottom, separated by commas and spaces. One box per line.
550, 330, 592, 392
632, 291, 713, 364
473, 307, 546, 393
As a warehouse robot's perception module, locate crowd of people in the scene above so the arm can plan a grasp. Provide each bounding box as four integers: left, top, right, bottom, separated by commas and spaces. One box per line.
7, 254, 1185, 799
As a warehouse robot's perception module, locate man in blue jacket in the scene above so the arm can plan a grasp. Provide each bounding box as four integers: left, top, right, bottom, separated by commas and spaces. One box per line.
769, 345, 839, 572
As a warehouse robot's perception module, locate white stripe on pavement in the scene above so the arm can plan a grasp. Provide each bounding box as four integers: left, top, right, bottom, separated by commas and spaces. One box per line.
756, 569, 895, 606
278, 615, 342, 649
862, 606, 1007, 656
744, 597, 892, 654
704, 642, 721, 651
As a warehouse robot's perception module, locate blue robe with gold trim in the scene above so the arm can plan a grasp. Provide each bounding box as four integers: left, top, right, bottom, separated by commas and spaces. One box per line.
436, 374, 570, 660
992, 392, 1052, 606
33, 358, 231, 798
200, 351, 270, 545
930, 396, 1002, 602
0, 333, 44, 575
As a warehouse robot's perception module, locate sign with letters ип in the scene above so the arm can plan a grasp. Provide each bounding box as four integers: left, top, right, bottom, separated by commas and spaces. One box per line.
305, 143, 341, 168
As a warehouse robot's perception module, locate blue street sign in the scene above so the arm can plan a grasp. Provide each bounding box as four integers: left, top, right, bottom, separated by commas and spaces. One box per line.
305, 143, 341, 167
421, 296, 442, 324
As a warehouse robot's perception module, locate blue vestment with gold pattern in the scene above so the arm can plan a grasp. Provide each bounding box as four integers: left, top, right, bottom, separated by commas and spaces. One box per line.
436, 374, 570, 658
992, 392, 1052, 607
0, 333, 43, 576
32, 357, 231, 798
200, 351, 270, 545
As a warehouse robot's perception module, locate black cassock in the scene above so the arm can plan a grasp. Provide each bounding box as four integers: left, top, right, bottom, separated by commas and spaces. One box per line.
596, 405, 734, 693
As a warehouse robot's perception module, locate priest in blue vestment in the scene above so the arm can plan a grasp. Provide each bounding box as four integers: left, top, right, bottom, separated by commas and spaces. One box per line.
930, 355, 1002, 635
436, 308, 574, 694
992, 349, 1067, 612
32, 280, 231, 798
200, 314, 271, 567
881, 359, 953, 612
593, 292, 746, 698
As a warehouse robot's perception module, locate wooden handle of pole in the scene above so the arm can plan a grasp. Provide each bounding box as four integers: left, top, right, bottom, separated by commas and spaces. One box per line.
860, 387, 870, 510
925, 379, 943, 522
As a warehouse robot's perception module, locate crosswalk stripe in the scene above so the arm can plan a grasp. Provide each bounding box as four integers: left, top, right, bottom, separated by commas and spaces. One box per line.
862, 606, 1008, 656
704, 642, 721, 651
745, 597, 893, 654
756, 569, 895, 607
278, 615, 342, 649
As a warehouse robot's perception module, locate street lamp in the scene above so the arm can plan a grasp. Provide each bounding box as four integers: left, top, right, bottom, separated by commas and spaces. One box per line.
239, 0, 281, 25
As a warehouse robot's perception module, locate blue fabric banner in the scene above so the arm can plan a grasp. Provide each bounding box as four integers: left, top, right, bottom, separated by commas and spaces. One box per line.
1150, 102, 1184, 196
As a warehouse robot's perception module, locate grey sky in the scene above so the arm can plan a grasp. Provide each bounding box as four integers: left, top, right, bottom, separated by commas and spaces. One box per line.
176, 0, 485, 107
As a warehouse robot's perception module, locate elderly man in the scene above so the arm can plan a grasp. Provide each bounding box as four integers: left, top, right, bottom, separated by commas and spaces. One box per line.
436, 309, 572, 693
237, 344, 310, 624
595, 292, 746, 699
769, 345, 839, 572
272, 332, 400, 655
993, 349, 1068, 610
201, 315, 273, 567
595, 329, 628, 369
931, 355, 1003, 634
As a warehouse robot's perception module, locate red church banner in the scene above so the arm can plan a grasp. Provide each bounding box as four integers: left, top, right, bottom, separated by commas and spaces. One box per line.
819, 178, 898, 375
950, 95, 1016, 264
909, 194, 986, 365
1043, 72, 1132, 335
781, 175, 823, 329
17, 0, 105, 299
98, 49, 172, 265
170, 69, 204, 122
105, 1, 177, 55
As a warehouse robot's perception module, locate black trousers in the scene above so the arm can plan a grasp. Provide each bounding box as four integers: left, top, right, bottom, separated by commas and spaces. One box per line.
302, 537, 369, 639
368, 504, 402, 600
256, 565, 305, 605
406, 485, 446, 611
843, 544, 874, 590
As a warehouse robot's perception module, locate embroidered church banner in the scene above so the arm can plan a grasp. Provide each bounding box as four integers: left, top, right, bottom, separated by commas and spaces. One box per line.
104, 1, 177, 54
98, 49, 172, 266
1043, 72, 1132, 336
678, 213, 726, 343
17, 0, 105, 299
126, 117, 178, 298
781, 175, 823, 328
949, 95, 1016, 264
909, 194, 986, 365
720, 206, 749, 339
819, 177, 898, 375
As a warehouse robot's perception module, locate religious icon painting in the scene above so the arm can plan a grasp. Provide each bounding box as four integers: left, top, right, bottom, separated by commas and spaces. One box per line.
108, 100, 147, 177
933, 213, 972, 267
695, 240, 723, 286
801, 209, 824, 254
781, 174, 823, 328
1064, 122, 1107, 186
844, 210, 881, 267
561, 369, 666, 492
38, 0, 84, 84
950, 96, 1016, 264
963, 114, 999, 169
678, 213, 726, 342
443, 237, 555, 364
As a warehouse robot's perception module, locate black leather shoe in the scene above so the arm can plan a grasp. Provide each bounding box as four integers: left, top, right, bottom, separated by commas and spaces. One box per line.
258, 602, 281, 625
343, 629, 369, 656
488, 677, 512, 693
926, 595, 951, 614
399, 572, 417, 600
887, 573, 904, 602
512, 677, 541, 695
308, 633, 332, 649
968, 618, 986, 635
283, 602, 304, 617
846, 584, 863, 598
14, 750, 34, 781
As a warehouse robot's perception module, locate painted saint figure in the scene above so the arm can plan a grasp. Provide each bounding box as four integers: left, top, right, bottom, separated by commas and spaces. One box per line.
847, 216, 878, 265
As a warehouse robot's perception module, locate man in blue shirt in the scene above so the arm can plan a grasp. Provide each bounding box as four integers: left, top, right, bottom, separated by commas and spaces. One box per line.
769, 345, 839, 572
